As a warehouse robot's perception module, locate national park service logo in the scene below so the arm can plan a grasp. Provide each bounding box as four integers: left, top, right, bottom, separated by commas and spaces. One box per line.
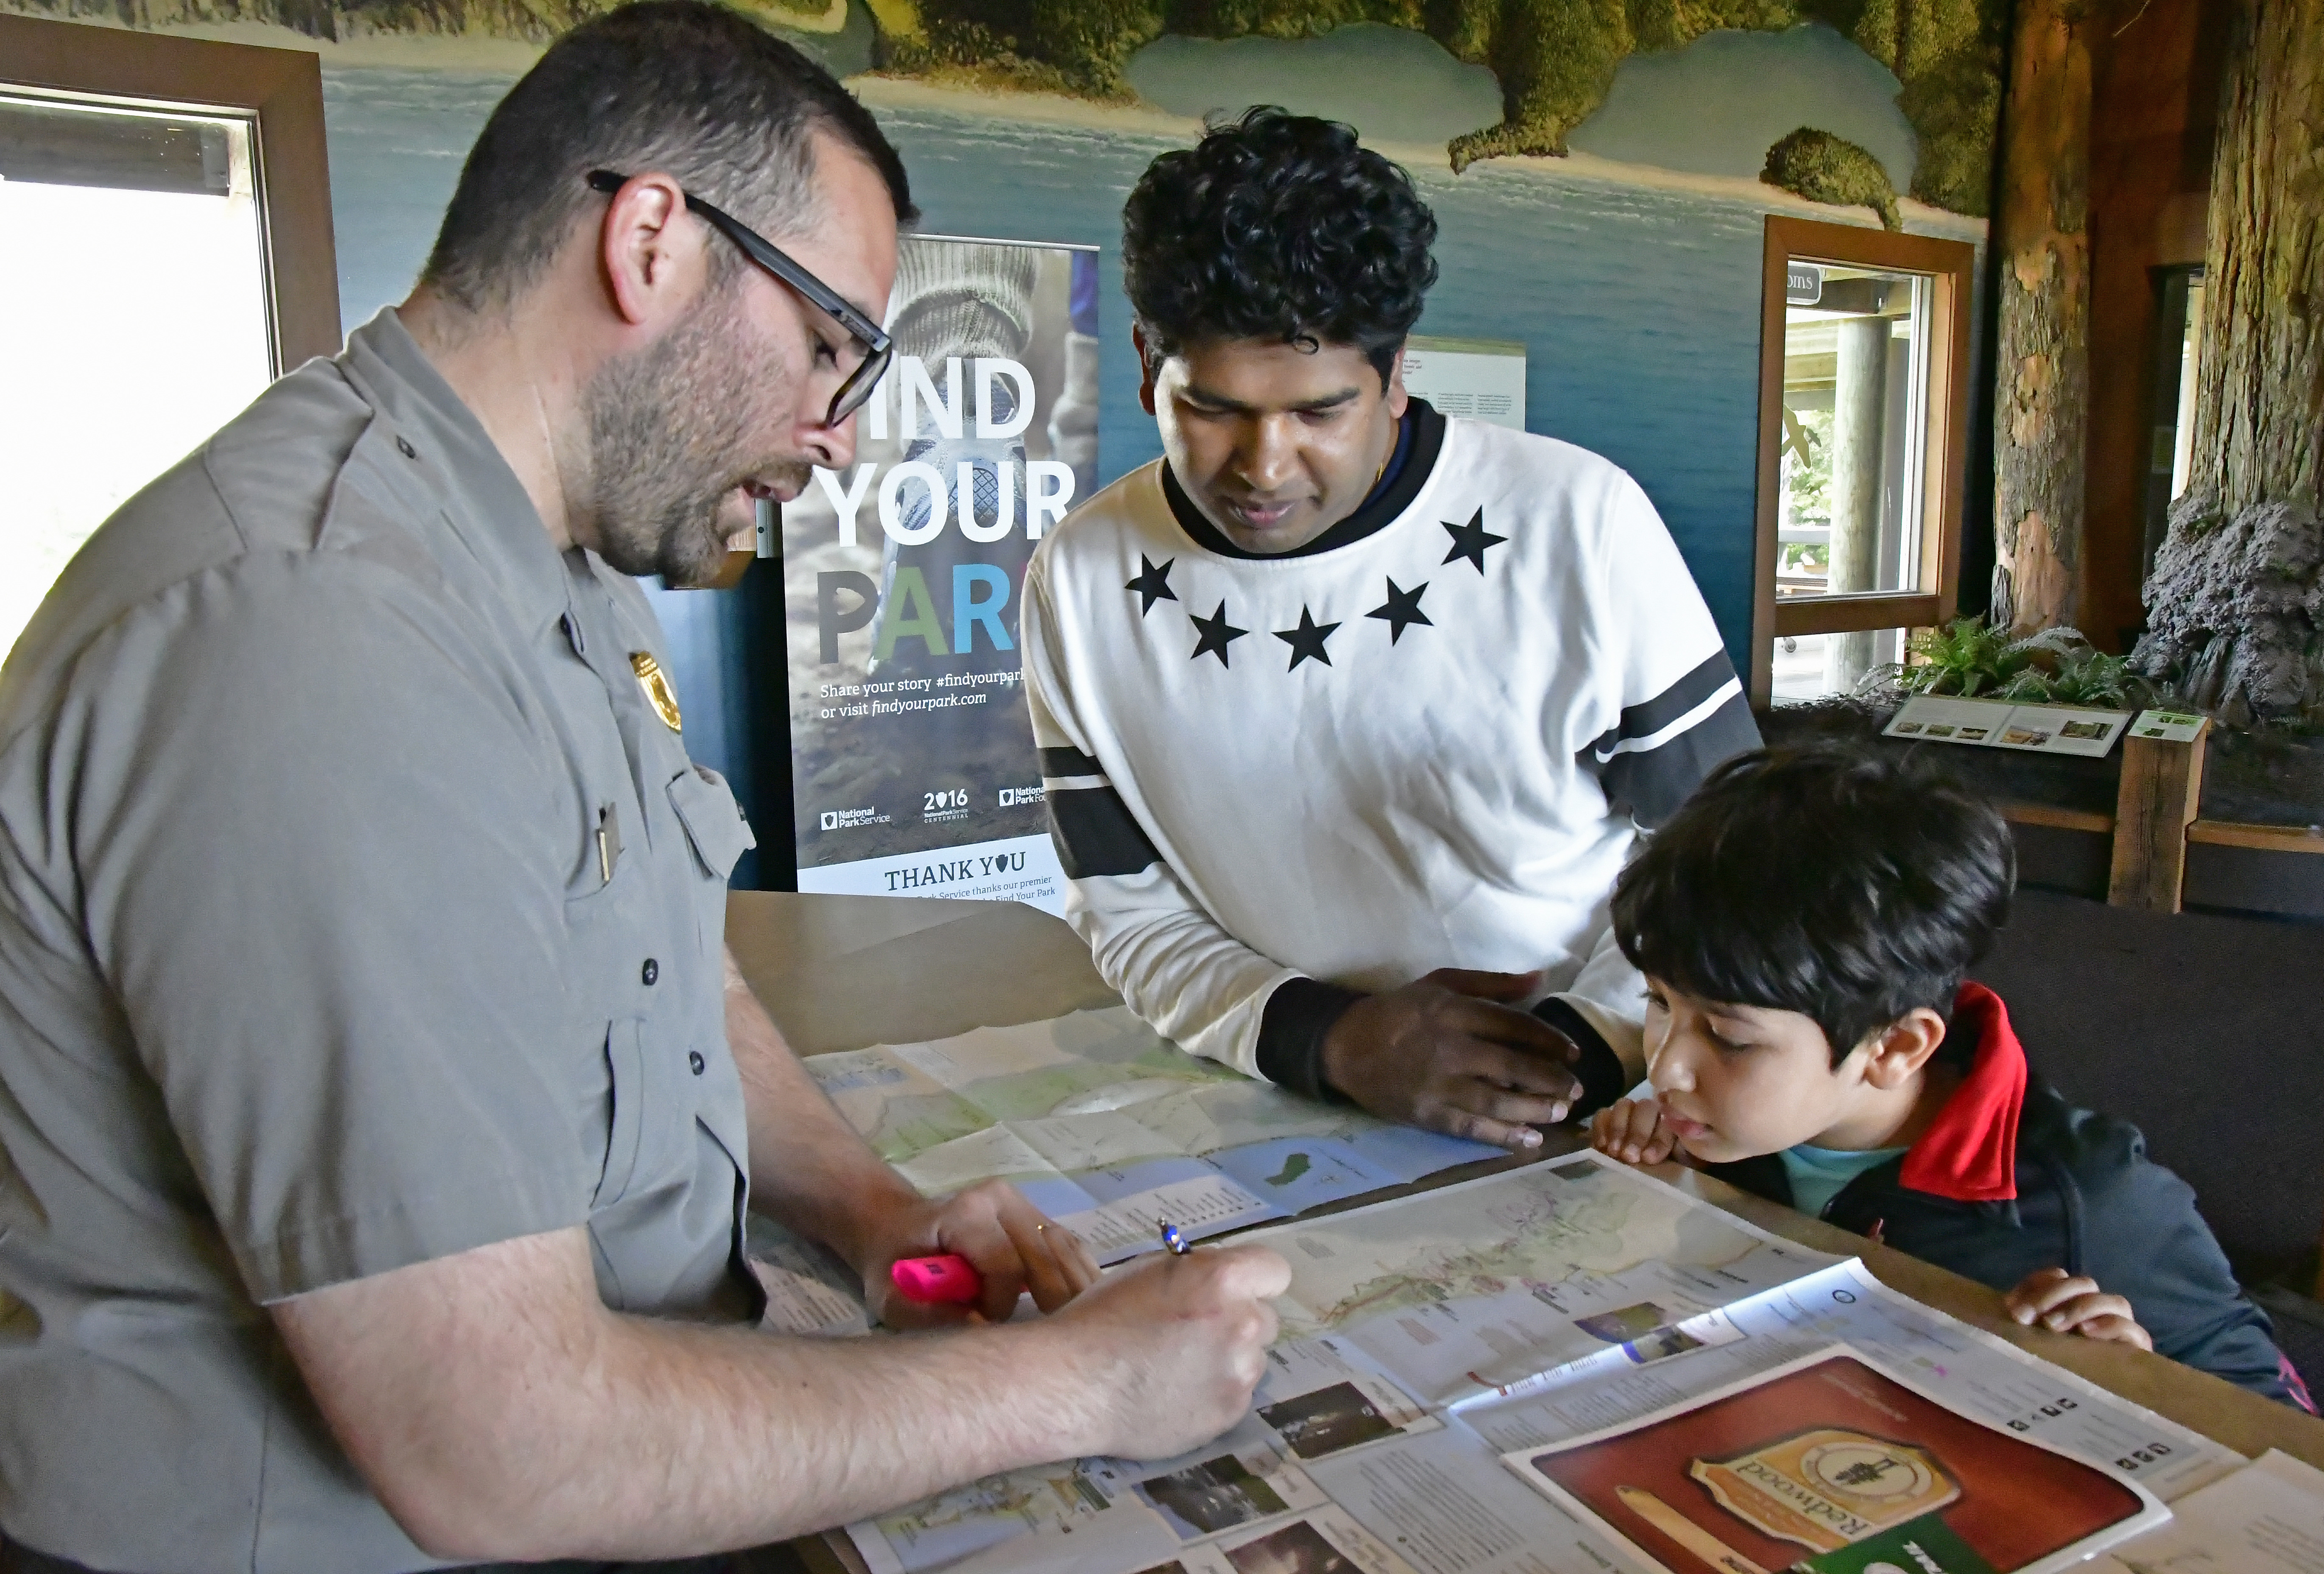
1689, 1428, 1960, 1554
630, 651, 682, 733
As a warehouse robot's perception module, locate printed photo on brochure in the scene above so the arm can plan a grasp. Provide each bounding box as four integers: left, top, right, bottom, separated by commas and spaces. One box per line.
1504, 1345, 2165, 1574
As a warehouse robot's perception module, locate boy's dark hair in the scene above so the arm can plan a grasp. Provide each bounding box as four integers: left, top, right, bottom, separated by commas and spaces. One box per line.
423, 0, 915, 314
1611, 745, 2016, 1065
1122, 106, 1438, 384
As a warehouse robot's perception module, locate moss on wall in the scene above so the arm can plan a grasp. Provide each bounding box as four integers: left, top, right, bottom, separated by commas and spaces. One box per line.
881, 0, 2000, 213
2, 0, 2002, 215
1761, 124, 1901, 227
1814, 0, 2005, 214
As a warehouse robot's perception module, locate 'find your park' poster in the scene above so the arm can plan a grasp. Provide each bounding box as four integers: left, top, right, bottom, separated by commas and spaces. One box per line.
779, 234, 1099, 915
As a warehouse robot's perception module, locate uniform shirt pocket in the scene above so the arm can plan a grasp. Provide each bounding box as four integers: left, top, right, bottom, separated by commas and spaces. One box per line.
665, 765, 755, 882
594, 1019, 648, 1208
591, 1017, 698, 1214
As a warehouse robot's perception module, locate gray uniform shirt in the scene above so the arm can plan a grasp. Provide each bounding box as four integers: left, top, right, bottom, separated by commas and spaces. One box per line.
0, 310, 760, 1572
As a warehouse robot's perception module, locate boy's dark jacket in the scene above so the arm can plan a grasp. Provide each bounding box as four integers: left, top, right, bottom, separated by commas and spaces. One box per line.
1700, 983, 2309, 1410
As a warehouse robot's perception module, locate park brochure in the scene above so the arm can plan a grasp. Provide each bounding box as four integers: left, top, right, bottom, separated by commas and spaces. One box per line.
738, 1011, 2243, 1574
1508, 1347, 2165, 1574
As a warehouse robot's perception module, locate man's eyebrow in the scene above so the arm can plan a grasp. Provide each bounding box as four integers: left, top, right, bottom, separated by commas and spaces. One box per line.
1179, 382, 1364, 415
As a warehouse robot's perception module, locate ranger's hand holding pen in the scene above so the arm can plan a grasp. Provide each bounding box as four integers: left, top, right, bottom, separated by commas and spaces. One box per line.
893, 1216, 1286, 1459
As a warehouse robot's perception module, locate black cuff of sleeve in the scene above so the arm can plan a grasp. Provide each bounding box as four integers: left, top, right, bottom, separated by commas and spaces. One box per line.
1256, 977, 1367, 1105
1534, 998, 1629, 1121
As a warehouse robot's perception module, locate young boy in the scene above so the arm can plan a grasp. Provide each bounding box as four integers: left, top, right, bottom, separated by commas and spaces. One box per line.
1588, 745, 2310, 1409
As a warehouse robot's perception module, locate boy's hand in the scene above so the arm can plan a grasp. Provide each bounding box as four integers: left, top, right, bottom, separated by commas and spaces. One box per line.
2006, 1267, 2154, 1351
1590, 1097, 1678, 1166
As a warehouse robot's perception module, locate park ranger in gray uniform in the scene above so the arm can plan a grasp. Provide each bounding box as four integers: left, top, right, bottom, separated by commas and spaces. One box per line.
0, 6, 1287, 1571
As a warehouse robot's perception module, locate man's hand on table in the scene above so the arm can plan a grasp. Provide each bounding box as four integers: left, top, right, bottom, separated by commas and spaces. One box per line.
1039, 1242, 1291, 1460
1320, 968, 1582, 1151
854, 1178, 1103, 1328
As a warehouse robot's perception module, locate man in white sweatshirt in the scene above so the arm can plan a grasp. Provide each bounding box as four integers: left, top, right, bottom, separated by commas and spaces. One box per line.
1022, 108, 1759, 1150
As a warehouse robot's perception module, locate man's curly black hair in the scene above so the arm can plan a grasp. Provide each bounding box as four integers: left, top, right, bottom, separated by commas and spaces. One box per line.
1122, 106, 1439, 384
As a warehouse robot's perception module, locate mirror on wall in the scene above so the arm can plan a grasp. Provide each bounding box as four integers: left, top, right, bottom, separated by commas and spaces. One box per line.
0, 96, 274, 659
0, 16, 339, 668
1771, 264, 1936, 702
2142, 263, 2206, 583
1752, 218, 1975, 709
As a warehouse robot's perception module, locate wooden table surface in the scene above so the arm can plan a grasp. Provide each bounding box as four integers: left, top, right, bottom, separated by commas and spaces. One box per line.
728, 887, 2324, 1566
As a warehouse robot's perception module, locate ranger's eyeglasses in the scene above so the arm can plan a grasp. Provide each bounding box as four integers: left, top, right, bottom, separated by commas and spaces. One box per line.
587, 169, 893, 428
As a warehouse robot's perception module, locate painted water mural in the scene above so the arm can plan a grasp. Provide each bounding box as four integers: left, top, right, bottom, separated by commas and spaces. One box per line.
321, 21, 1980, 692
10, 0, 2003, 213
5, 4, 1995, 875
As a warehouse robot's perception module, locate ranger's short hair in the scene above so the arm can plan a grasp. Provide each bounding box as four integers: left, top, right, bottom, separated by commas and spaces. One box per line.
422, 0, 914, 314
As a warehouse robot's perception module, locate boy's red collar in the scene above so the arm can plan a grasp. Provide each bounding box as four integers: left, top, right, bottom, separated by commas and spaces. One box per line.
1896, 982, 2026, 1203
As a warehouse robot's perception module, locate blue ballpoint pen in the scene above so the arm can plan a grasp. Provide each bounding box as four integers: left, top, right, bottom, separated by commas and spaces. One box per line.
1158, 1219, 1191, 1256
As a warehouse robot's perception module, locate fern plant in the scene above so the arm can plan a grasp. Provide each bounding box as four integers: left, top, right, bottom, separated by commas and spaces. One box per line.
1868, 618, 2149, 708
1886, 617, 2028, 698
1995, 644, 2143, 707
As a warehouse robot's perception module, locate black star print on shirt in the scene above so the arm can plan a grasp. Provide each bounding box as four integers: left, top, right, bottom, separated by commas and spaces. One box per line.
1125, 555, 1178, 615
1365, 578, 1432, 643
1274, 607, 1342, 670
1442, 508, 1508, 573
1189, 600, 1249, 666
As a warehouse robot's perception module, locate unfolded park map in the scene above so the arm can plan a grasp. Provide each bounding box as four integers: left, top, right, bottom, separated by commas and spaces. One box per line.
801, 1007, 1504, 1260
773, 1009, 2243, 1574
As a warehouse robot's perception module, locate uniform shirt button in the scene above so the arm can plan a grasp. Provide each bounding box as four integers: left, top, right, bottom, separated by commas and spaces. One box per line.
642, 958, 658, 985
394, 435, 417, 459
688, 1051, 706, 1076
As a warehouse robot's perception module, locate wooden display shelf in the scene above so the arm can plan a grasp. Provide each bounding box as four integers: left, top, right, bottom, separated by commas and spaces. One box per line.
2002, 801, 2116, 834
2187, 819, 2324, 853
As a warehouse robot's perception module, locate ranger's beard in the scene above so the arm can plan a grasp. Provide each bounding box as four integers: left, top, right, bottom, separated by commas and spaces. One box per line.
577, 281, 811, 583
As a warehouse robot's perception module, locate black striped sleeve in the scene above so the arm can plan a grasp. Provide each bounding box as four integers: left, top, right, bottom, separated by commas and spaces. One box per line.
1576, 652, 1761, 828
1255, 977, 1366, 1102
1041, 746, 1163, 879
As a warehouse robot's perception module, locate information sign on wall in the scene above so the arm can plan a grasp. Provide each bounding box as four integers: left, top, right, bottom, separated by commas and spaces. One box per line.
1399, 334, 1527, 430
779, 235, 1099, 915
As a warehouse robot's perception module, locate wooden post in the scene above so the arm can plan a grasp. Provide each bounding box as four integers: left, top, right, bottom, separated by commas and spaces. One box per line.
2107, 719, 2210, 911
1991, 0, 2093, 635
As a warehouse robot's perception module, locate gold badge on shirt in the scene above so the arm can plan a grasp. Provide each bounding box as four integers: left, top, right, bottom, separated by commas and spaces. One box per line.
630, 651, 682, 733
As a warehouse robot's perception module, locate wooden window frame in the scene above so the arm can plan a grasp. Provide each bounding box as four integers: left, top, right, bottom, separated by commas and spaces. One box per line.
1751, 216, 1975, 706
0, 13, 340, 371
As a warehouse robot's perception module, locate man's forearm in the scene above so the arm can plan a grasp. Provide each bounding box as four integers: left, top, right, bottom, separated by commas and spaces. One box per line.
723, 946, 918, 1269
281, 1228, 1115, 1562
512, 1296, 1108, 1556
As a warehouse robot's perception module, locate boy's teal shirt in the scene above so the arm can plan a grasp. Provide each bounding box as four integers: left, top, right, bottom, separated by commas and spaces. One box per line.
1781, 1141, 1908, 1220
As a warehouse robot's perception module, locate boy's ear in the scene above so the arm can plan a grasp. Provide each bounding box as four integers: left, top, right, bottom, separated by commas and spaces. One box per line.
1861, 1008, 1949, 1089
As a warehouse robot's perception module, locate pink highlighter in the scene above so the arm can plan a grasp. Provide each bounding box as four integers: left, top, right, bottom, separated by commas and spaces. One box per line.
891, 1253, 982, 1305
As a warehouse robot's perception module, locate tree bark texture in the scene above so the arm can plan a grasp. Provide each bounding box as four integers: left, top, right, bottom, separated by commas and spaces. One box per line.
2130, 0, 2324, 723
1992, 0, 2092, 635
2184, 0, 2324, 519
